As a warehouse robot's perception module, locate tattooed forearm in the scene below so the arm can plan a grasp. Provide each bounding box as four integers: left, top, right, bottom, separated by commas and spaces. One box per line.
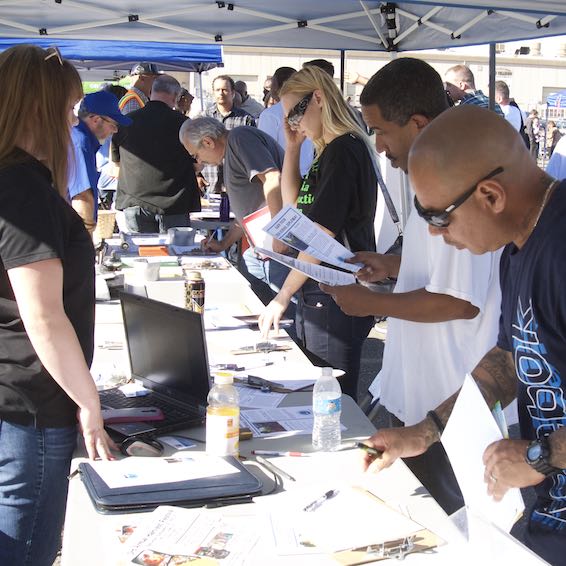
419, 346, 517, 433
473, 346, 517, 409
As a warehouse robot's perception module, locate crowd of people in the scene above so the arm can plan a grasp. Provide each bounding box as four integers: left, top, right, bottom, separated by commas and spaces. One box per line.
0, 43, 565, 566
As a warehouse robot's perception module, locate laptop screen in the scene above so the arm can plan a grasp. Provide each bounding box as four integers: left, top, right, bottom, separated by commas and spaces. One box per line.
120, 292, 210, 406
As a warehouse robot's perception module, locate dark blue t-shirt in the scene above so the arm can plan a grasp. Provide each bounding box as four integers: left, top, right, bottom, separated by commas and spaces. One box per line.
497, 179, 566, 533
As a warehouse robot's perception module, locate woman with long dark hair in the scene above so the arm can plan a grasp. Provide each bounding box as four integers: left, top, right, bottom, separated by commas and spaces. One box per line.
0, 45, 115, 565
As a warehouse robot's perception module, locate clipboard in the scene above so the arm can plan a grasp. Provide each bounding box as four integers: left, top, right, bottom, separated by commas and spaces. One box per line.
78, 455, 262, 514
333, 529, 441, 565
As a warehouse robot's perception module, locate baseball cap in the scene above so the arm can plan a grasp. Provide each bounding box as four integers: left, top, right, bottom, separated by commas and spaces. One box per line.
82, 91, 132, 126
130, 62, 160, 76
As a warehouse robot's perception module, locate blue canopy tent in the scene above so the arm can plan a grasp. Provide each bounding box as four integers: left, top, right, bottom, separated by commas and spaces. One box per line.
0, 37, 223, 107
547, 90, 566, 109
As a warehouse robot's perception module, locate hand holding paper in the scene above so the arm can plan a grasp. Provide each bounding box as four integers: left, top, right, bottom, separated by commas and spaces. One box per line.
319, 283, 385, 317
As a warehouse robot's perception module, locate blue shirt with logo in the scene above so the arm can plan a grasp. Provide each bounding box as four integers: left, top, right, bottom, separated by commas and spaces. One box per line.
498, 179, 566, 534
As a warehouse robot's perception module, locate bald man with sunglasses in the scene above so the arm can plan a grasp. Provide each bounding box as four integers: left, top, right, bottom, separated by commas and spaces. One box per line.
320, 58, 503, 515
362, 105, 566, 566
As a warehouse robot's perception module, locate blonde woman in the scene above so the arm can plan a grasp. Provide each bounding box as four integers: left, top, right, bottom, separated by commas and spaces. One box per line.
259, 66, 378, 401
0, 45, 115, 565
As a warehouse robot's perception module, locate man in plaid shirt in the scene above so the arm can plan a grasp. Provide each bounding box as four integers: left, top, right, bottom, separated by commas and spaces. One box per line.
445, 64, 504, 117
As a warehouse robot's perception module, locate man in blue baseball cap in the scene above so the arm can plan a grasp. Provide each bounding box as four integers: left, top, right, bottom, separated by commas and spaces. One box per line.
69, 90, 131, 232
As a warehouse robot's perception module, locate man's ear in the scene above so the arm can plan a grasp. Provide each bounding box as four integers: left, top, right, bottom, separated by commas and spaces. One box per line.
201, 136, 215, 149
411, 114, 430, 132
478, 180, 506, 215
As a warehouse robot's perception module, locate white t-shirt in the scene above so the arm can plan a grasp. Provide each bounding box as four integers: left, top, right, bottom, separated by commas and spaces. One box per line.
500, 104, 522, 132
546, 135, 566, 180
258, 102, 314, 176
369, 211, 503, 426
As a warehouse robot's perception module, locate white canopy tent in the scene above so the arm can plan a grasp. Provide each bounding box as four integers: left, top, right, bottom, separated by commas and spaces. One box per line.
0, 1, 565, 52
2, 1, 563, 243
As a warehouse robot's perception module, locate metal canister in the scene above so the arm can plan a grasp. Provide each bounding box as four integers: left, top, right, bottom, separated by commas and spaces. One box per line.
183, 269, 205, 314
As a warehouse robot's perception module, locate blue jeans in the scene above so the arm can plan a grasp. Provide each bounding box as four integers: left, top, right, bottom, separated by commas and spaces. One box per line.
123, 206, 190, 233
295, 280, 374, 401
0, 421, 77, 566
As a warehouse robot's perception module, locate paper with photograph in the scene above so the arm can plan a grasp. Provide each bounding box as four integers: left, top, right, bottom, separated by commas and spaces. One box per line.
125, 506, 263, 565
263, 205, 362, 273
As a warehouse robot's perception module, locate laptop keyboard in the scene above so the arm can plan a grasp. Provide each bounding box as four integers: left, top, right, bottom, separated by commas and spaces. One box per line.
99, 388, 202, 421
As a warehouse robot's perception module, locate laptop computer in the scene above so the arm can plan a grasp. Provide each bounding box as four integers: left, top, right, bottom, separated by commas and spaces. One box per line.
98, 292, 210, 439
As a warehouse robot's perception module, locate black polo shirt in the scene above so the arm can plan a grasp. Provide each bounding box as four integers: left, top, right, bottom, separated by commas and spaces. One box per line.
112, 100, 200, 215
0, 152, 95, 427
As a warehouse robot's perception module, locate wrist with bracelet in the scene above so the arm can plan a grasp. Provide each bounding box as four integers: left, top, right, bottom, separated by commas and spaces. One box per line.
426, 409, 444, 441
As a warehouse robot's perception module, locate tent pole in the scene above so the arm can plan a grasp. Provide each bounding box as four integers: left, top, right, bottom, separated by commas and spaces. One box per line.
340, 50, 345, 95
198, 71, 204, 113
489, 43, 496, 112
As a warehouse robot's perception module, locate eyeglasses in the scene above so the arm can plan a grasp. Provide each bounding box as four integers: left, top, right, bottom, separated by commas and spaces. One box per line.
414, 166, 504, 228
287, 92, 314, 130
99, 116, 119, 129
44, 46, 63, 65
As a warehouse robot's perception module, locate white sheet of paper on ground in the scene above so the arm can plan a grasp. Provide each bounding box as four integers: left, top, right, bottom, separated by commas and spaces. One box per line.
441, 374, 525, 532
88, 452, 239, 489
256, 247, 356, 286
263, 205, 362, 273
238, 362, 345, 392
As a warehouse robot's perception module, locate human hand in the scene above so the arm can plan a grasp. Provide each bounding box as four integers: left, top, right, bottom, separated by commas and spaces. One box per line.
345, 70, 360, 84
272, 239, 289, 255
319, 283, 379, 317
283, 115, 306, 148
77, 406, 117, 460
201, 237, 225, 253
362, 424, 431, 473
258, 293, 290, 337
483, 439, 545, 501
347, 251, 397, 282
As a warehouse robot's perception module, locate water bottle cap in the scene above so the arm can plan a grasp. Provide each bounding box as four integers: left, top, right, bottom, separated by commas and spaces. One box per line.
322, 367, 333, 377
213, 372, 234, 385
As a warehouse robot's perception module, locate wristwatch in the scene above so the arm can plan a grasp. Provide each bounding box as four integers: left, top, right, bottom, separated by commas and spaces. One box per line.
525, 436, 561, 476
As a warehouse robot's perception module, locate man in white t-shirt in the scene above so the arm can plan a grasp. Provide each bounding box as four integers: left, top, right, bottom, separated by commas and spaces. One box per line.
495, 80, 522, 132
320, 58, 503, 515
258, 66, 314, 177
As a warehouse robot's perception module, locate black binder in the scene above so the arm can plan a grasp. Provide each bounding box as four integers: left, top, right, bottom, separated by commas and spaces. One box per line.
78, 456, 262, 514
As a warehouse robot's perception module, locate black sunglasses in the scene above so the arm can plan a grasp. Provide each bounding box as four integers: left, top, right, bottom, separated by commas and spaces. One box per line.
287, 92, 314, 129
414, 166, 504, 228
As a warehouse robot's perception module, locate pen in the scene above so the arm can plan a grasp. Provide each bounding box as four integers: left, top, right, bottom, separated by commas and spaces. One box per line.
303, 489, 339, 512
251, 450, 307, 457
356, 442, 383, 458
255, 455, 296, 482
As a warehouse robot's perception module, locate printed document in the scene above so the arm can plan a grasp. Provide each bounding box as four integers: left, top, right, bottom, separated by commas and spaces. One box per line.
441, 374, 524, 532
255, 247, 356, 286
88, 452, 239, 489
124, 506, 263, 565
263, 205, 362, 273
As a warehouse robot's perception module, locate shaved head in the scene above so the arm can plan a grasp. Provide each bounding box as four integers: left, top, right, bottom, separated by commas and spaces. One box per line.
409, 105, 552, 253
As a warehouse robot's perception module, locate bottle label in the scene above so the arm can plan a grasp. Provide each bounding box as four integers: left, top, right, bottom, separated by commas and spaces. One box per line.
313, 396, 341, 415
206, 412, 240, 456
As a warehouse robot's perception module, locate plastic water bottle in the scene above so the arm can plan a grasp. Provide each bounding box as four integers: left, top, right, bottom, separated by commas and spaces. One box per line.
219, 190, 230, 223
206, 373, 240, 457
312, 367, 342, 451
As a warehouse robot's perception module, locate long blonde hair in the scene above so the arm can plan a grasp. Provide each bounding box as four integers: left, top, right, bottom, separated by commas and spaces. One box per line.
280, 66, 376, 167
0, 45, 83, 196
